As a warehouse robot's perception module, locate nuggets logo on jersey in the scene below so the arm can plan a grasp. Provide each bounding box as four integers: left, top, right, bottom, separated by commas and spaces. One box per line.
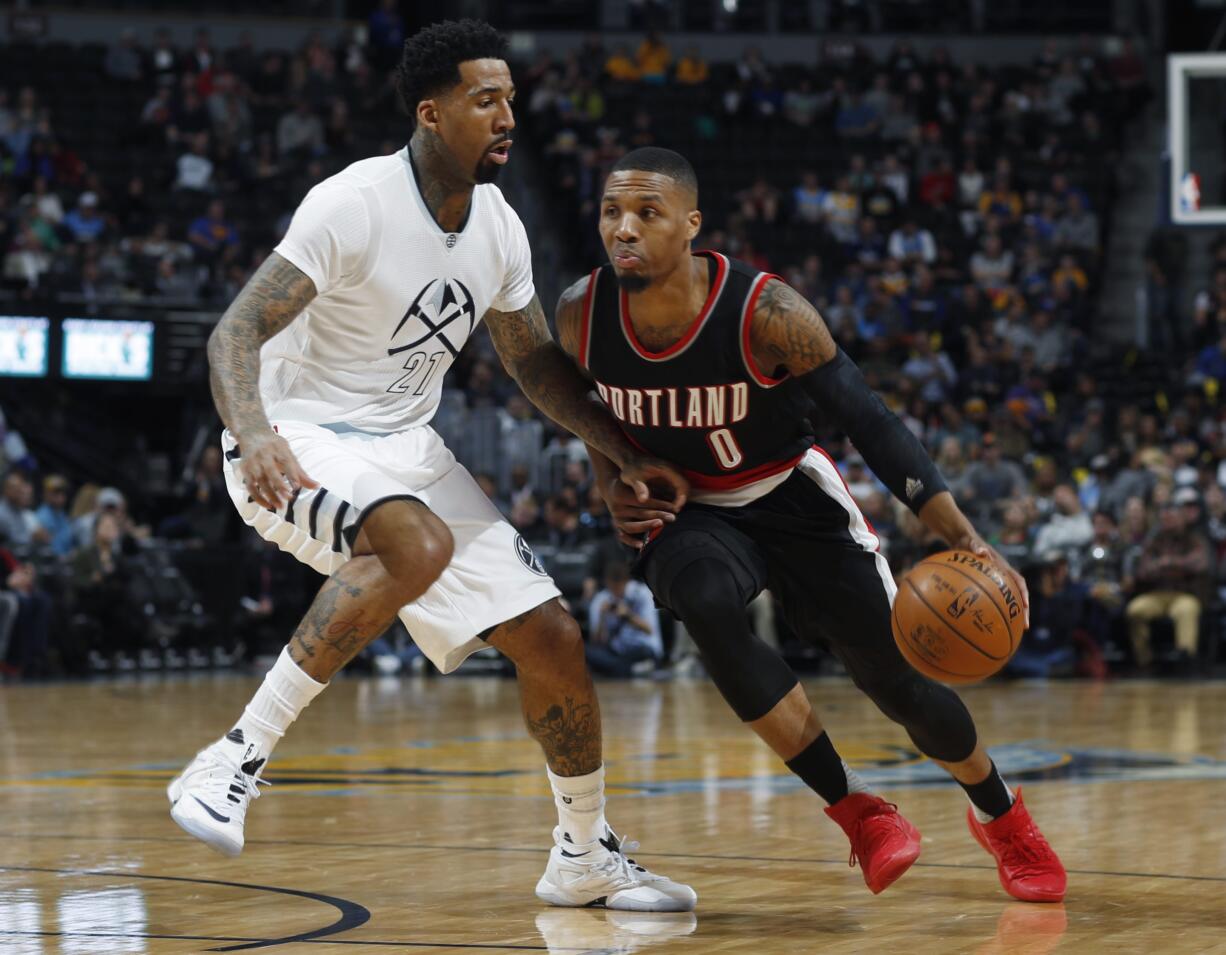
389, 278, 476, 360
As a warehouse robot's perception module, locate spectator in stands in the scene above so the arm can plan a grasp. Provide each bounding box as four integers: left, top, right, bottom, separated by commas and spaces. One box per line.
782, 78, 821, 127
1052, 253, 1089, 295
674, 45, 708, 85
511, 493, 546, 542
604, 44, 640, 83
0, 409, 31, 476
62, 192, 106, 244
978, 174, 1023, 222
835, 90, 881, 140
105, 29, 144, 83
1054, 192, 1099, 253
70, 509, 143, 668
208, 72, 253, 152
1033, 484, 1094, 569
901, 334, 957, 404
1006, 552, 1081, 678
735, 45, 771, 86
736, 178, 779, 224
367, 0, 406, 70
1126, 503, 1210, 670
543, 494, 585, 549
0, 471, 48, 551
586, 561, 662, 678
1194, 330, 1226, 385
34, 474, 75, 557
888, 219, 936, 266
174, 132, 214, 192
188, 200, 239, 261
20, 176, 64, 226
277, 101, 323, 159
962, 433, 1026, 523
636, 32, 670, 84
970, 235, 1015, 293
1, 545, 51, 678
958, 157, 986, 209
791, 172, 825, 226
990, 501, 1034, 570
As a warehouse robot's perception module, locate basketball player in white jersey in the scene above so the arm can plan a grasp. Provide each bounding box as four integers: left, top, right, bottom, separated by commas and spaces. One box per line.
167, 20, 694, 912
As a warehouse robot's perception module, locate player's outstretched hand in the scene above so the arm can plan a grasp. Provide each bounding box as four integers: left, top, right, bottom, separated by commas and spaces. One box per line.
954, 533, 1030, 629
239, 430, 318, 511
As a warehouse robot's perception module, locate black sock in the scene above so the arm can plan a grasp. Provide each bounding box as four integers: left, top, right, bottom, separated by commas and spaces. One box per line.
785, 731, 849, 805
959, 760, 1013, 819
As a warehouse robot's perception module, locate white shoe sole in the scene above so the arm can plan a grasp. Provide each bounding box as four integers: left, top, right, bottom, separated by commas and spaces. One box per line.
167, 774, 244, 857
534, 875, 694, 912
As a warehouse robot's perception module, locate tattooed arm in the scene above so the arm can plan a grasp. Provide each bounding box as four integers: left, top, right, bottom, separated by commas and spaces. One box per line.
749, 278, 1028, 620
486, 290, 687, 506
206, 251, 319, 509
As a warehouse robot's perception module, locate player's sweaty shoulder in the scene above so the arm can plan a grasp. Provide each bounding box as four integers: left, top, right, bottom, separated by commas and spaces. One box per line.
554, 273, 594, 362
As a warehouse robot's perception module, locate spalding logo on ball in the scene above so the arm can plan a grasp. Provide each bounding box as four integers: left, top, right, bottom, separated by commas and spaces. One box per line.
891, 550, 1025, 684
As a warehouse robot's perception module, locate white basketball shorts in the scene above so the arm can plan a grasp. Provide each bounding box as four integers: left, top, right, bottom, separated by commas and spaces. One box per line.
221, 420, 560, 673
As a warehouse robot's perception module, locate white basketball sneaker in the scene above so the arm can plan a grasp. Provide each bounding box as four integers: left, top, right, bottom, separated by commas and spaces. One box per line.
536, 826, 697, 912
167, 730, 269, 857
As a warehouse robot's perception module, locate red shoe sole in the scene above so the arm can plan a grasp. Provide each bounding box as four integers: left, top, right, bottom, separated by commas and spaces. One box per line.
967, 808, 1066, 903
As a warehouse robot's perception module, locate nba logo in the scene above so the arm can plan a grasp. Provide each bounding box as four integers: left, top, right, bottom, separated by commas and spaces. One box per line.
1180, 172, 1201, 213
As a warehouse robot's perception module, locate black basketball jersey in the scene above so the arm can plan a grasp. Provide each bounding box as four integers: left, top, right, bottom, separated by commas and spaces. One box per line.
578, 251, 816, 496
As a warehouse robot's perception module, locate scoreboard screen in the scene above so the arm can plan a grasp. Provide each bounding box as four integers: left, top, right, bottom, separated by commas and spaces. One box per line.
62, 318, 154, 381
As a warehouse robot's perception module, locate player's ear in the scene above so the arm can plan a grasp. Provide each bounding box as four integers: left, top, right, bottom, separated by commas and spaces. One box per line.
416, 98, 440, 132
686, 209, 702, 242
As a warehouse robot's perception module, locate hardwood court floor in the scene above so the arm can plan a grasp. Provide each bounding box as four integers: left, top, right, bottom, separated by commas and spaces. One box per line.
1, 674, 1225, 954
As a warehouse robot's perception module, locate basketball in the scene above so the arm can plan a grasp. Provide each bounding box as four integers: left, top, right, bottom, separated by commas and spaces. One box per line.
891, 550, 1026, 685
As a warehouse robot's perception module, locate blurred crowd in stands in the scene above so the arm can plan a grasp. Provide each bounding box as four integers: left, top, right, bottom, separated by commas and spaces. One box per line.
5, 22, 1221, 682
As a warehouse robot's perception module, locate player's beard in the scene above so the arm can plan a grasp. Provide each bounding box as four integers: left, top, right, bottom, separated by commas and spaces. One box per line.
615, 272, 651, 292
475, 152, 503, 184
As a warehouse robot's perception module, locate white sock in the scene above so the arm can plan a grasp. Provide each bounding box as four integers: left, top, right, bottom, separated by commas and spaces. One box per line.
972, 781, 1015, 824
548, 764, 607, 846
843, 760, 871, 795
227, 647, 326, 759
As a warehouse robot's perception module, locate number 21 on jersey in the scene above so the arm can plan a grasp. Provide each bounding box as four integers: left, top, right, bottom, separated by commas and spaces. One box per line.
388, 350, 445, 396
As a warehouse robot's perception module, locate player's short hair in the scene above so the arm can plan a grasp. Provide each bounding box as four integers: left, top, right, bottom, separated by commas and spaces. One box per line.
395, 19, 508, 125
610, 147, 699, 203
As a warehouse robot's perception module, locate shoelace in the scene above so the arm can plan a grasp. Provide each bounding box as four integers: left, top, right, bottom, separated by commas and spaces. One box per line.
593, 831, 649, 882
201, 752, 270, 809
995, 823, 1057, 876
846, 802, 900, 870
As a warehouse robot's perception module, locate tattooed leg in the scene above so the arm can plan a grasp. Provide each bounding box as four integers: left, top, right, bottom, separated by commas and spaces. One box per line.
289, 499, 455, 682
485, 600, 603, 776
287, 558, 404, 681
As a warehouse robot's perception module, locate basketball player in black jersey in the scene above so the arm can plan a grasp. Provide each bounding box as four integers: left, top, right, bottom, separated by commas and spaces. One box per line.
552, 147, 1066, 903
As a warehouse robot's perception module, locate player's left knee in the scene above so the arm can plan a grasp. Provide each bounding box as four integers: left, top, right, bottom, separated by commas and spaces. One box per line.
488, 599, 582, 673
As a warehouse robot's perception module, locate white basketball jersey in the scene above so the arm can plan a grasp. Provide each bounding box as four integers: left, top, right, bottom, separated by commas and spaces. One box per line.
264, 146, 535, 433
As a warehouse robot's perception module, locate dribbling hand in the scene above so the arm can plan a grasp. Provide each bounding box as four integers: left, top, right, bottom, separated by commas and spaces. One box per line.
238, 430, 318, 511
953, 533, 1031, 629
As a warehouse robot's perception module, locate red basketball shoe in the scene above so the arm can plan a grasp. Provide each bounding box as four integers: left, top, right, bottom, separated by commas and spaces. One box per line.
967, 788, 1066, 902
824, 793, 922, 894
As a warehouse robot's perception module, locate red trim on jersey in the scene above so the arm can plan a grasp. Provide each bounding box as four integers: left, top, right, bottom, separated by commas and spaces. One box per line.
812, 445, 880, 545
740, 272, 789, 388
619, 252, 728, 361
578, 268, 599, 370
620, 428, 803, 491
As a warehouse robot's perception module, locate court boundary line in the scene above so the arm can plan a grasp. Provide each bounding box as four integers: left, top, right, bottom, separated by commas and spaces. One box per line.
5, 835, 1226, 884
0, 864, 370, 951
0, 931, 567, 951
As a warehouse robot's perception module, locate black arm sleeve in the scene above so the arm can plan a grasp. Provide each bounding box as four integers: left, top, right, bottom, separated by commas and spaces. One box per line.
797, 348, 948, 513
